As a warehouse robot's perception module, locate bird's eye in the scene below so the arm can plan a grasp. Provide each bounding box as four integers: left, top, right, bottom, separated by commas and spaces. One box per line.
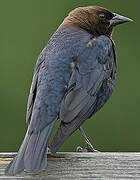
99, 13, 106, 20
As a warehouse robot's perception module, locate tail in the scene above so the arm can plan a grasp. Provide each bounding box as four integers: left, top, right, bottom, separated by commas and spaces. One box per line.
5, 121, 55, 175
50, 118, 84, 154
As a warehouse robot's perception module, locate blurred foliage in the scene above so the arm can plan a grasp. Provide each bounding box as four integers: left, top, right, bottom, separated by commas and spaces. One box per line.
0, 0, 139, 152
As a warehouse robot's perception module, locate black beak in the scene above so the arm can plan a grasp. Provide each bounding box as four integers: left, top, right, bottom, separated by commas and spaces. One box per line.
110, 13, 133, 27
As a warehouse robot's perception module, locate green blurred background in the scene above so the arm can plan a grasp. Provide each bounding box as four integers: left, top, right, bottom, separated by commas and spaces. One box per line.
0, 0, 139, 152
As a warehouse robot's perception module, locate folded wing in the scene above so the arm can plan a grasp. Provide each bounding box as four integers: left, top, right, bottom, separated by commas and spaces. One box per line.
50, 35, 116, 153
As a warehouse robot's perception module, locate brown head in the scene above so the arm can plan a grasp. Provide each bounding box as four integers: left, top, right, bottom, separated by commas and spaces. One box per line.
58, 6, 133, 38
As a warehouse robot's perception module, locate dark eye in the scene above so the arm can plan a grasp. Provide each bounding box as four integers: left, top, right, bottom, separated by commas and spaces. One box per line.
99, 13, 106, 20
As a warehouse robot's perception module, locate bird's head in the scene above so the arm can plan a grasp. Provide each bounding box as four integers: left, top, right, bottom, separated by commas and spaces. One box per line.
59, 6, 133, 37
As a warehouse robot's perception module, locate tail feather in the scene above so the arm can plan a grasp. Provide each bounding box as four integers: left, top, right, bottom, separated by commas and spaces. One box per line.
5, 121, 55, 175
50, 99, 96, 154
5, 131, 30, 175
50, 118, 84, 154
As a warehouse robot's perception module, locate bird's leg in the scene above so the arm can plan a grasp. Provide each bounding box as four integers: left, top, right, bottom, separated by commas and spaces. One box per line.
76, 126, 98, 152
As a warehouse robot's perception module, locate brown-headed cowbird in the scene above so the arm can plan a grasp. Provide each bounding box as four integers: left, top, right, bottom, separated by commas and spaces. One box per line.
6, 6, 132, 175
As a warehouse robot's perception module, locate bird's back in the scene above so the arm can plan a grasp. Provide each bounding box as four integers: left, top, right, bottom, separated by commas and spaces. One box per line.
26, 27, 94, 128
49, 29, 117, 153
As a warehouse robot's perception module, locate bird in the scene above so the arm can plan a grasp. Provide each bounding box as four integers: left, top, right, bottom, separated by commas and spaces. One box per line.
6, 6, 133, 175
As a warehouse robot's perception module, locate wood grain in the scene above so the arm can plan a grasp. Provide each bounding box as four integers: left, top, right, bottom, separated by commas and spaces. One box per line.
0, 152, 140, 179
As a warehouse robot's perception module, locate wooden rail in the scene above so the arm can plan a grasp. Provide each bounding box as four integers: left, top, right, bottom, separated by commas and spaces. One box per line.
0, 152, 140, 179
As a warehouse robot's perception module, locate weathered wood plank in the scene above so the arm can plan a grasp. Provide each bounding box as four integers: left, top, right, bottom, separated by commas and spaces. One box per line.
0, 152, 140, 179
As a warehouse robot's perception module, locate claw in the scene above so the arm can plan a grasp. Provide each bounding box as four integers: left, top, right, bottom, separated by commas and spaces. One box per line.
76, 146, 88, 152
85, 146, 99, 152
78, 127, 100, 152
76, 146, 99, 152
47, 146, 51, 153
76, 146, 84, 152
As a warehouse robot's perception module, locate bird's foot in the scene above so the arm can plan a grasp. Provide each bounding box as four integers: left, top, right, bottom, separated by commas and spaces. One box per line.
47, 147, 51, 153
76, 146, 87, 152
76, 146, 99, 152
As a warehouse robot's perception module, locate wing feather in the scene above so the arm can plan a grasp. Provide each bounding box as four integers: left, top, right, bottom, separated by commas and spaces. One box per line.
60, 35, 113, 123
50, 35, 116, 153
26, 53, 45, 124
